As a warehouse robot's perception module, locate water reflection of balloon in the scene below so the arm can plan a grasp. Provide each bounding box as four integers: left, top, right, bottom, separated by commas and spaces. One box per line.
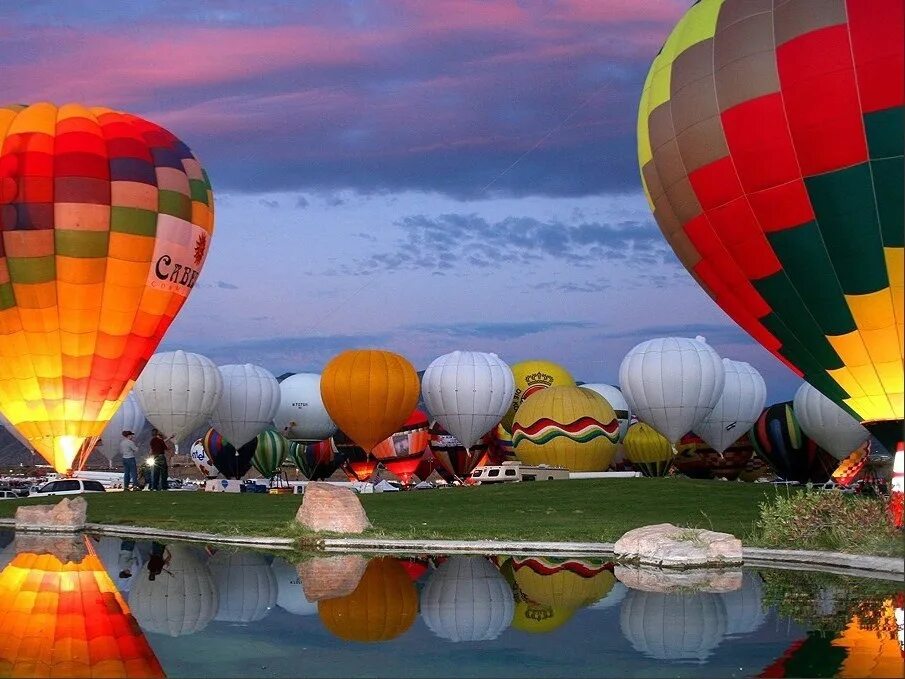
130, 543, 218, 637
318, 557, 417, 643
208, 550, 277, 624
90, 535, 145, 596
270, 557, 317, 616
509, 557, 616, 609
420, 556, 514, 642
720, 571, 766, 637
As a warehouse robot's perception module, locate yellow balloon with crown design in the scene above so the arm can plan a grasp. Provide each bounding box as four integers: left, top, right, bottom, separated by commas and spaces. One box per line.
501, 360, 575, 432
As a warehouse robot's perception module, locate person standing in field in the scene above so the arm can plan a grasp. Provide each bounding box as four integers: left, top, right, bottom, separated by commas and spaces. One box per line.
119, 430, 138, 491
149, 429, 173, 491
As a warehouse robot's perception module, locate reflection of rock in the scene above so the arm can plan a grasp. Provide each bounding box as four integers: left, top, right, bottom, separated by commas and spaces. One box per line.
420, 556, 514, 642
209, 550, 277, 623
615, 565, 742, 594
15, 497, 87, 532
12, 534, 88, 563
620, 589, 727, 662
297, 554, 367, 601
296, 482, 371, 534
318, 557, 417, 642
720, 571, 766, 636
271, 557, 317, 616
130, 544, 219, 637
614, 523, 742, 568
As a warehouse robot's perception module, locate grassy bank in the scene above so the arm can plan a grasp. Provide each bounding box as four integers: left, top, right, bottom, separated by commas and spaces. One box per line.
0, 478, 779, 542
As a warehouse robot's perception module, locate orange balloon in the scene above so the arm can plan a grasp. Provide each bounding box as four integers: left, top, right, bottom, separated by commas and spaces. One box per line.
317, 557, 418, 642
320, 349, 420, 452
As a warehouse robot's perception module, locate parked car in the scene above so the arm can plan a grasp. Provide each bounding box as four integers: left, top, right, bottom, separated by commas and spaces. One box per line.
0, 490, 20, 500
32, 479, 106, 496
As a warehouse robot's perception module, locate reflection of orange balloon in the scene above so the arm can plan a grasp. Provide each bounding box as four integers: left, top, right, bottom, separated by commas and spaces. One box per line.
832, 598, 905, 678
0, 538, 164, 677
0, 103, 215, 472
318, 557, 418, 642
320, 350, 420, 452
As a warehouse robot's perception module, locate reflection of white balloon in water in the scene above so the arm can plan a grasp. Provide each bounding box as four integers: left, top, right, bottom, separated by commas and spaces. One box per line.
134, 351, 224, 441
274, 374, 337, 442
130, 544, 219, 637
209, 364, 281, 448
793, 382, 870, 460
421, 351, 515, 450
91, 536, 145, 596
420, 556, 514, 642
209, 550, 277, 623
620, 590, 727, 662
619, 336, 725, 445
694, 360, 767, 454
720, 571, 766, 637
99, 394, 151, 464
271, 557, 317, 616
587, 581, 628, 611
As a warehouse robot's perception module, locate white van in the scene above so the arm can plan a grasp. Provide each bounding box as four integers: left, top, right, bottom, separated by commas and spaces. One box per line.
32, 479, 107, 496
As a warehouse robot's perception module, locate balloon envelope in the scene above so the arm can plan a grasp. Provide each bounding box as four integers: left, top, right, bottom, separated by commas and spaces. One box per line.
793, 382, 870, 460
210, 364, 281, 448
637, 2, 904, 427
0, 103, 215, 473
208, 550, 277, 624
579, 384, 632, 442
694, 360, 767, 454
251, 428, 289, 478
502, 360, 575, 431
189, 437, 220, 479
274, 373, 337, 442
428, 421, 493, 480
749, 401, 837, 483
202, 427, 257, 479
99, 393, 150, 463
623, 422, 674, 477
288, 438, 342, 480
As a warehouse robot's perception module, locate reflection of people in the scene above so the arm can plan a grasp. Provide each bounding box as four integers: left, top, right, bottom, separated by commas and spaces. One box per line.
149, 430, 173, 491
120, 431, 138, 491
147, 542, 171, 581
117, 539, 142, 588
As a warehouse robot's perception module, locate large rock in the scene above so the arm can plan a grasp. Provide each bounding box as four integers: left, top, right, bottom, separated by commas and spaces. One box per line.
615, 565, 742, 594
295, 482, 371, 534
614, 523, 742, 569
296, 554, 368, 601
15, 497, 87, 532
12, 534, 89, 563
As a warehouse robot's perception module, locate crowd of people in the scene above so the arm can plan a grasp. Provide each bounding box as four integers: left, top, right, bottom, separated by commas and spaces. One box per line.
119, 429, 176, 491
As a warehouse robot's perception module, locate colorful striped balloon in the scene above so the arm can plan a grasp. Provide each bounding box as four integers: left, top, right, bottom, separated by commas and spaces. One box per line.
251, 427, 289, 478
637, 1, 903, 430
0, 103, 214, 472
288, 438, 341, 480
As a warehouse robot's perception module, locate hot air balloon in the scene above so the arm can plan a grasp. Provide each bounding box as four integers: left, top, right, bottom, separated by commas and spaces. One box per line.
134, 350, 223, 443
0, 536, 165, 677
512, 386, 620, 472
288, 438, 342, 481
189, 436, 220, 479
694, 359, 767, 454
334, 430, 379, 482
749, 402, 837, 483
428, 421, 494, 481
96, 392, 150, 465
130, 543, 219, 638
793, 382, 870, 460
371, 409, 430, 485
673, 432, 754, 481
317, 557, 418, 643
421, 351, 515, 450
623, 422, 674, 477
637, 1, 904, 452
273, 373, 337, 442
501, 360, 575, 431
270, 557, 317, 617
509, 557, 617, 610
320, 349, 420, 454
201, 427, 257, 479
250, 427, 289, 479
619, 336, 725, 446
420, 556, 514, 643
0, 103, 215, 474
579, 384, 632, 442
210, 363, 281, 448
208, 550, 277, 624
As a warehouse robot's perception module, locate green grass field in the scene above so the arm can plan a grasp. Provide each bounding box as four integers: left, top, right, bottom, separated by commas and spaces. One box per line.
0, 478, 785, 543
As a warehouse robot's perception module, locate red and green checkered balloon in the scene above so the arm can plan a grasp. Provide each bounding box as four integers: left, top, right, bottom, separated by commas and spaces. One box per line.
637, 0, 903, 427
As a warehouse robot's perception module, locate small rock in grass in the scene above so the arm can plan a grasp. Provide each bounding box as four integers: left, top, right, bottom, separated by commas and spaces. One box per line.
295, 482, 371, 534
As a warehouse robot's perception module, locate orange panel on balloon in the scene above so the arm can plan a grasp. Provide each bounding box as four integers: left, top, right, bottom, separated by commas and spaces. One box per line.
0, 103, 215, 472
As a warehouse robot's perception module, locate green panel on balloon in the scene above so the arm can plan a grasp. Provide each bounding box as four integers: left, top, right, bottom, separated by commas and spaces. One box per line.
766, 221, 855, 336
55, 230, 109, 258
864, 106, 904, 159
871, 156, 905, 248
804, 164, 887, 295
753, 273, 846, 368
7, 256, 55, 285
0, 283, 14, 311
158, 190, 193, 221
111, 206, 157, 237
189, 179, 209, 203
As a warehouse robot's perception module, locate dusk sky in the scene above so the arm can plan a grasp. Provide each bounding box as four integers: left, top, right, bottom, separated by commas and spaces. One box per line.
4, 0, 806, 401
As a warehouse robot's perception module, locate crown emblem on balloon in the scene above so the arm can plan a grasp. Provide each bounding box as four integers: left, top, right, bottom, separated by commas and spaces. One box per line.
525, 372, 554, 387
193, 233, 207, 266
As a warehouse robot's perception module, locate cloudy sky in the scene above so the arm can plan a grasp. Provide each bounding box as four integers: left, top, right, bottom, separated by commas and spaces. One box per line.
5, 0, 804, 400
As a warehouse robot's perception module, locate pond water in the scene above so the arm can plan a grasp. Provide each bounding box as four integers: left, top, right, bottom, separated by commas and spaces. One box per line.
0, 531, 901, 678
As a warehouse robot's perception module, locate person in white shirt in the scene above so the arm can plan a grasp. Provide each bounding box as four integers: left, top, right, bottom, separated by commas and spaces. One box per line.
120, 430, 139, 491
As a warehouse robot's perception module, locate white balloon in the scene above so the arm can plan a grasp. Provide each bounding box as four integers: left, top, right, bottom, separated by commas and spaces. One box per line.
134, 351, 224, 442
209, 550, 277, 623
271, 557, 317, 616
720, 571, 766, 637
793, 382, 869, 460
189, 438, 220, 479
420, 556, 514, 642
694, 360, 766, 454
618, 336, 725, 445
130, 544, 219, 637
620, 590, 727, 662
98, 394, 150, 463
580, 384, 632, 442
210, 364, 281, 448
273, 373, 337, 442
421, 351, 515, 450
